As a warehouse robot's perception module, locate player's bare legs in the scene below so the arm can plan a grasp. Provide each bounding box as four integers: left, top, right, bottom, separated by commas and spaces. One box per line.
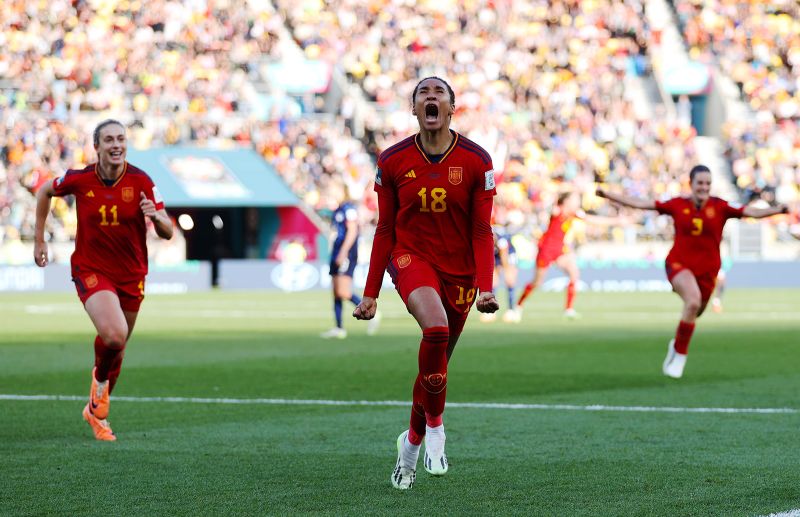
557, 253, 580, 318
405, 286, 450, 477
515, 265, 547, 315
663, 270, 702, 379
82, 290, 130, 440
322, 275, 355, 339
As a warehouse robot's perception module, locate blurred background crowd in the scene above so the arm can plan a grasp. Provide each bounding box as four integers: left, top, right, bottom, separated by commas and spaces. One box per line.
672, 0, 799, 204
0, 0, 797, 265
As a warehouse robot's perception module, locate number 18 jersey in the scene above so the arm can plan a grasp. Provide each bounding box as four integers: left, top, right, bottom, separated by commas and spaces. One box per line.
366, 130, 496, 296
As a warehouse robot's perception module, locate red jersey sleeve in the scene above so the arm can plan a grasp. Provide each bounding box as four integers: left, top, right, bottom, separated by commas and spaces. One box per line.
472, 166, 496, 293
143, 176, 166, 210
364, 163, 396, 298
722, 200, 744, 219
655, 197, 680, 215
52, 170, 81, 197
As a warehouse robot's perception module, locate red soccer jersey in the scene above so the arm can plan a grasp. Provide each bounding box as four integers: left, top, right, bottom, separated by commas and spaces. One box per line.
538, 208, 584, 255
52, 162, 165, 282
655, 196, 744, 275
364, 130, 496, 297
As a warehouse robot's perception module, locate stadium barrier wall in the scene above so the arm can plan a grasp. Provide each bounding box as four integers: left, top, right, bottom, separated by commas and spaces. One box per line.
218, 259, 800, 292
0, 262, 212, 293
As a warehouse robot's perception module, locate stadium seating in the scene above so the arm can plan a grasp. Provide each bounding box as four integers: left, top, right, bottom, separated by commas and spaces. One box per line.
671, 0, 799, 204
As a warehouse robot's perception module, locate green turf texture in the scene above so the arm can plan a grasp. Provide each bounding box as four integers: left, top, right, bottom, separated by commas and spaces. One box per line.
1, 289, 798, 516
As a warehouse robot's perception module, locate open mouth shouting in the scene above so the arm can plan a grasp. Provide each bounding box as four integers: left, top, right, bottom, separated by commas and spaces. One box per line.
425, 102, 439, 123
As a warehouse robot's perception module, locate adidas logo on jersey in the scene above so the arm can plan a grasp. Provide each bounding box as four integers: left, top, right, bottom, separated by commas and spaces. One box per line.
405, 170, 416, 178
86, 190, 95, 197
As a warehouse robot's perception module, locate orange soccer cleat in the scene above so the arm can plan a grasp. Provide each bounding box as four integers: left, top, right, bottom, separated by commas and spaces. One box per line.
88, 367, 110, 420
82, 403, 116, 441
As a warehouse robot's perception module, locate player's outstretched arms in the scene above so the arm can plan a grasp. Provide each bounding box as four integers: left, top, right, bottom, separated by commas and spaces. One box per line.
596, 187, 656, 210
742, 204, 789, 219
354, 296, 378, 320
33, 180, 56, 267
476, 292, 499, 313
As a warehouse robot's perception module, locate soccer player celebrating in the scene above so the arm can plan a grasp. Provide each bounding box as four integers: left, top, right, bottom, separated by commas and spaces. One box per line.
353, 77, 499, 489
597, 165, 788, 378
34, 120, 173, 440
514, 191, 615, 319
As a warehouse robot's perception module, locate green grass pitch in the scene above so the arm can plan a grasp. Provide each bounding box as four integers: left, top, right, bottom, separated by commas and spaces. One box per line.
1, 289, 799, 516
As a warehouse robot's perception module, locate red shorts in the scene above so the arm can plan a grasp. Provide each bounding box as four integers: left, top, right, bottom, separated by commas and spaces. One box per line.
387, 253, 477, 339
536, 245, 565, 269
665, 263, 717, 304
72, 269, 145, 312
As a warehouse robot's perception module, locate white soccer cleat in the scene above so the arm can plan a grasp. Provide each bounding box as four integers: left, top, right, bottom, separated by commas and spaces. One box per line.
662, 338, 687, 379
563, 308, 580, 319
502, 309, 521, 323
423, 425, 448, 476
320, 327, 347, 339
391, 430, 417, 490
479, 312, 497, 323
366, 310, 382, 336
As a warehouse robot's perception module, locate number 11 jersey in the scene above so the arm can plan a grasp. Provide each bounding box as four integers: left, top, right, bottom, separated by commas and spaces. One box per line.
52, 162, 165, 282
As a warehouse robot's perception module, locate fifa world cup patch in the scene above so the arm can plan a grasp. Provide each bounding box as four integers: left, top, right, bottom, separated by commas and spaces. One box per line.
397, 254, 412, 268
375, 167, 383, 186
484, 169, 495, 190
122, 187, 134, 202
448, 167, 462, 185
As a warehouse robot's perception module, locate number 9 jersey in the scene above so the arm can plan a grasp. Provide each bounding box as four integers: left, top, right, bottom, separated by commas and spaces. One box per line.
52, 162, 165, 282
364, 130, 496, 298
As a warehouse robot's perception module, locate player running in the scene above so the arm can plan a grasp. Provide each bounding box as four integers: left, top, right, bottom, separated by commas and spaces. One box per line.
353, 77, 499, 490
514, 191, 616, 319
34, 119, 173, 440
597, 165, 788, 378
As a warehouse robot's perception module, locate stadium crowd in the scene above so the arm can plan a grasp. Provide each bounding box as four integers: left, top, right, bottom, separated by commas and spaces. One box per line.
672, 0, 800, 206
0, 0, 375, 262
1, 0, 794, 265
277, 0, 698, 242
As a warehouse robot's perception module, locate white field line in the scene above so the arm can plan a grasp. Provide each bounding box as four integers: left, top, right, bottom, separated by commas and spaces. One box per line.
0, 394, 796, 415
762, 511, 800, 517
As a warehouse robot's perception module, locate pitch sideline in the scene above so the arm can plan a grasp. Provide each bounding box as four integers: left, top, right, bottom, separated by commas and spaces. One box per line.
0, 394, 797, 415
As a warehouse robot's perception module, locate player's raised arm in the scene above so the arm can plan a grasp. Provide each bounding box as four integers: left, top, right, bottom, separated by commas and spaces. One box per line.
33, 179, 57, 267
741, 204, 789, 219
596, 187, 656, 210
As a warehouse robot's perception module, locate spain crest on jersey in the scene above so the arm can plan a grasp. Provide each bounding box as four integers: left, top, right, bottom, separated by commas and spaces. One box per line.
397, 254, 412, 268
122, 187, 134, 202
705, 207, 716, 218
448, 167, 462, 185
85, 274, 98, 289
